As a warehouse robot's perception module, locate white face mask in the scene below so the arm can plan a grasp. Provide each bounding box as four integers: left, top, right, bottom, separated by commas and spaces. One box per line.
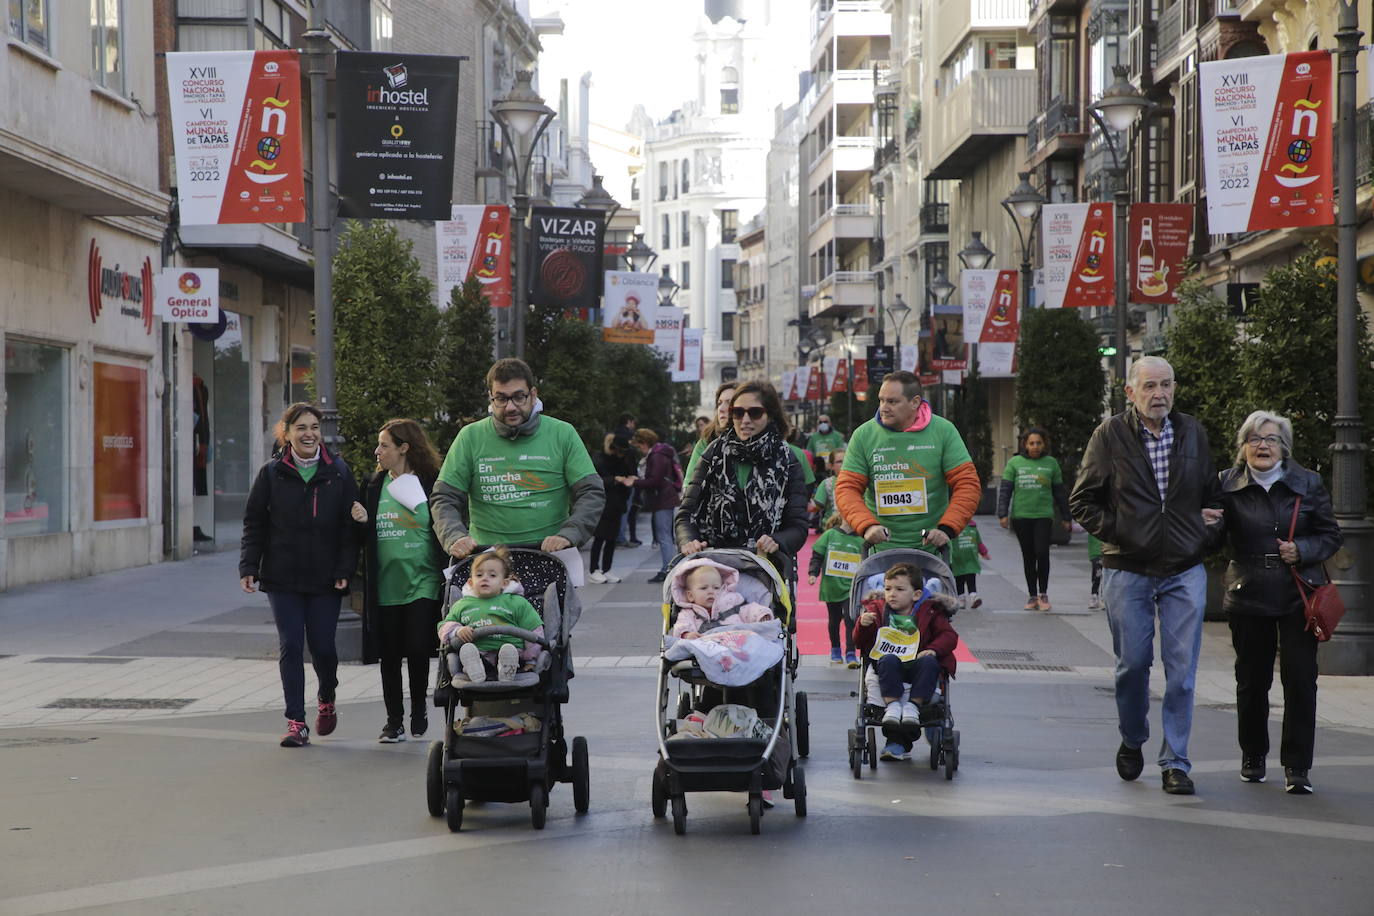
818, 423, 831, 433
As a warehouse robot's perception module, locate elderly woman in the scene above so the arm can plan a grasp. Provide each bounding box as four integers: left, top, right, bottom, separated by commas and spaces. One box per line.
675, 380, 809, 561
1212, 410, 1341, 795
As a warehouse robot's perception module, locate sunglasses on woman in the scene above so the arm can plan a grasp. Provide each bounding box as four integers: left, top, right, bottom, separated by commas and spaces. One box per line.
730, 406, 767, 421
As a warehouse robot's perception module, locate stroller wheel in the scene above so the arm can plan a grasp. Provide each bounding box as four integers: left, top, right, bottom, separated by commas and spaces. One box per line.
425, 741, 445, 817
848, 729, 863, 780
867, 727, 879, 771
794, 691, 810, 759
571, 736, 590, 814
671, 794, 688, 835
747, 793, 763, 835
792, 767, 807, 817
946, 730, 961, 779
530, 783, 548, 830
444, 786, 464, 832
929, 732, 942, 770
651, 761, 668, 818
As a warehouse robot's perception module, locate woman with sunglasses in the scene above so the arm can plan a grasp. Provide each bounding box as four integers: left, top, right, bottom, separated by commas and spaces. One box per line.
675, 381, 810, 561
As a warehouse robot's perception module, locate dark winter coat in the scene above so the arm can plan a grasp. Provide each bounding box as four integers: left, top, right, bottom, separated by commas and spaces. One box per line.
240, 447, 361, 595
1214, 461, 1342, 617
359, 469, 444, 663
674, 447, 810, 557
593, 447, 638, 539
631, 442, 683, 512
1069, 408, 1220, 577
852, 599, 959, 677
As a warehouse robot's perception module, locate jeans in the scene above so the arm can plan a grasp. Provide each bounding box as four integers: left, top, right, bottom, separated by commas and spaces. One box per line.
268, 591, 342, 722
875, 653, 940, 704
376, 597, 438, 724
1102, 564, 1207, 772
651, 508, 675, 572
1229, 611, 1318, 770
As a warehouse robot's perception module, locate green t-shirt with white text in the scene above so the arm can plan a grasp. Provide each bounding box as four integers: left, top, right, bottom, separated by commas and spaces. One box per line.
840, 416, 972, 551
437, 415, 596, 546
441, 593, 543, 652
812, 526, 865, 602
1002, 454, 1063, 520
949, 524, 984, 577
375, 480, 443, 605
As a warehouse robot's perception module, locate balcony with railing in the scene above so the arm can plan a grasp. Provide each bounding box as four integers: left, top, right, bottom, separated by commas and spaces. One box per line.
1028, 0, 1085, 32
809, 269, 877, 320
925, 69, 1037, 179
1156, 1, 1182, 63
811, 0, 888, 46
920, 202, 950, 235
873, 138, 899, 171
809, 133, 878, 182
811, 203, 877, 244
932, 0, 1031, 66
1026, 96, 1085, 164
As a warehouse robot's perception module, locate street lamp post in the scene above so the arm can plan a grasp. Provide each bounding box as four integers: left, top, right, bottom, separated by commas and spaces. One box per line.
657, 267, 680, 307
1327, 0, 1373, 674
624, 231, 657, 273
885, 294, 911, 351
958, 232, 995, 377
491, 71, 556, 359
302, 7, 336, 441
1088, 65, 1153, 411
838, 316, 862, 433
1001, 171, 1046, 311
927, 272, 955, 414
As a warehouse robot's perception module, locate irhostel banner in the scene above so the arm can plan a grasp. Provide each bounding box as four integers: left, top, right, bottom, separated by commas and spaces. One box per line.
336, 52, 463, 219
529, 207, 605, 312
166, 50, 305, 225
1040, 203, 1114, 308
436, 206, 512, 308
602, 271, 658, 344
1128, 203, 1193, 304
1199, 51, 1333, 234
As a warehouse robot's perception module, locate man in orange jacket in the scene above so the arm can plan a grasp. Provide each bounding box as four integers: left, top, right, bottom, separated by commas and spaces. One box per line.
834, 371, 982, 553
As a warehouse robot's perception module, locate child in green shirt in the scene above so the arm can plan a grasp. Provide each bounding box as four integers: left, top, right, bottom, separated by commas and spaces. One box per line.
807, 513, 864, 667
438, 548, 545, 683
948, 520, 990, 610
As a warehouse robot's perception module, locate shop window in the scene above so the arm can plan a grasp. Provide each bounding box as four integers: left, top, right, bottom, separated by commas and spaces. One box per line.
91, 0, 125, 94
92, 359, 147, 524
4, 340, 69, 535
8, 0, 50, 53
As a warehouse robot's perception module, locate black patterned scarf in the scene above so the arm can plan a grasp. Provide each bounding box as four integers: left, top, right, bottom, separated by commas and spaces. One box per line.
692, 425, 790, 546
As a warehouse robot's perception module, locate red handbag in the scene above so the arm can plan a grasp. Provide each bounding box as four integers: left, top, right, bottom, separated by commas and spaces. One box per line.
1287, 497, 1346, 642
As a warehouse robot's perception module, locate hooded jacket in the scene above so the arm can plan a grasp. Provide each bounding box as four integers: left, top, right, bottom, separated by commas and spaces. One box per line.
852, 591, 960, 677
1214, 460, 1342, 617
668, 556, 774, 638
632, 441, 683, 512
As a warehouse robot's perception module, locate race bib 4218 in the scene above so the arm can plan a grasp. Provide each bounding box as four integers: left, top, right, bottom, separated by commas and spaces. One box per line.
825, 547, 861, 579
875, 477, 928, 516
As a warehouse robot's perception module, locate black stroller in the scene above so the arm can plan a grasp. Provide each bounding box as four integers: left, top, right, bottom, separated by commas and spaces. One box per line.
845, 547, 962, 780
424, 548, 588, 831
652, 548, 809, 835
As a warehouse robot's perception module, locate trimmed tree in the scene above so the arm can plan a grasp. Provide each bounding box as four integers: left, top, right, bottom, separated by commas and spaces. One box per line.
1014, 307, 1107, 479
332, 220, 440, 479
1163, 279, 1245, 472
432, 277, 496, 450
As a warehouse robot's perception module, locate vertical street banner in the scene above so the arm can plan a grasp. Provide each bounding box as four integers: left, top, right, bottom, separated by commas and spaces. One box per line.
166, 50, 305, 225
1199, 51, 1333, 234
336, 52, 463, 219
1128, 203, 1193, 304
822, 356, 840, 394
781, 369, 796, 401
436, 205, 512, 308
805, 364, 824, 400
602, 271, 658, 344
529, 207, 606, 312
653, 305, 684, 364
1040, 203, 1114, 308
674, 329, 704, 382
833, 358, 850, 393
974, 269, 1019, 377
899, 344, 918, 373
866, 345, 894, 384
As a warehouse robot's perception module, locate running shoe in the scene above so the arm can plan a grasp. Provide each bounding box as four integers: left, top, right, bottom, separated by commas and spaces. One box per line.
588, 570, 607, 584
280, 719, 310, 748
315, 701, 337, 736
378, 721, 405, 743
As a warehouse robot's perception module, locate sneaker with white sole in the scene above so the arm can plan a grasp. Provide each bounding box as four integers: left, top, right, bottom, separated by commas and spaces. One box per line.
378, 721, 405, 743
458, 643, 486, 683
280, 719, 310, 748
603, 572, 622, 583
969, 592, 982, 609
880, 741, 905, 761
496, 643, 519, 682
588, 570, 607, 584
900, 702, 922, 724
882, 701, 902, 726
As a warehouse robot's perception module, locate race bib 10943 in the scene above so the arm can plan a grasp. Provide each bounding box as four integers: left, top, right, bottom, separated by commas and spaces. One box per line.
875, 477, 928, 516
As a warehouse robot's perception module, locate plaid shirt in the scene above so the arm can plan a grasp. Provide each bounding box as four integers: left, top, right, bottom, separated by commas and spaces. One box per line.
1137, 411, 1173, 500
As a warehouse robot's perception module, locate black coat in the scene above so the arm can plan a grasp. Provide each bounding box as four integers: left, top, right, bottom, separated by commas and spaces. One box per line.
1215, 461, 1343, 617
240, 448, 361, 595
592, 449, 637, 539
673, 446, 810, 557
359, 469, 444, 663
1070, 408, 1220, 577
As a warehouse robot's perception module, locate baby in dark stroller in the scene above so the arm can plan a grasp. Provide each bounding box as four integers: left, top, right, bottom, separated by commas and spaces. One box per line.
438, 547, 545, 683
853, 562, 959, 761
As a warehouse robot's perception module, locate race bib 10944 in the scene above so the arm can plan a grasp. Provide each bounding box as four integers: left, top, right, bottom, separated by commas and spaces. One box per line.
868, 626, 920, 662
875, 477, 928, 516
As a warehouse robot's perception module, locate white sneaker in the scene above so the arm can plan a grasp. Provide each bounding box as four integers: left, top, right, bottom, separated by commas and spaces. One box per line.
1089, 595, 1103, 610
603, 572, 622, 583
458, 643, 485, 683
496, 643, 519, 682
588, 570, 607, 584
882, 701, 902, 725
969, 592, 982, 609
900, 702, 921, 724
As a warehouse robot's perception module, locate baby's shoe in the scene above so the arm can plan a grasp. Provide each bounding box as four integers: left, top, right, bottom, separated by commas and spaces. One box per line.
458, 643, 485, 683
496, 643, 519, 682
880, 741, 906, 761
900, 702, 922, 724
969, 591, 982, 609
830, 647, 843, 664
845, 651, 859, 669
882, 701, 902, 726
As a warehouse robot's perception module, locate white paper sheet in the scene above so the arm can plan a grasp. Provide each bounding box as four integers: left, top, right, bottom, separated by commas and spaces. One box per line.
553, 546, 585, 588
386, 472, 427, 512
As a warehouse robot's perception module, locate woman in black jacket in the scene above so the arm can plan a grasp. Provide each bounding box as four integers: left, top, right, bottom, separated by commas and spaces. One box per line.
675, 380, 809, 564
1214, 410, 1342, 794
589, 433, 637, 583
240, 403, 361, 748
351, 419, 445, 743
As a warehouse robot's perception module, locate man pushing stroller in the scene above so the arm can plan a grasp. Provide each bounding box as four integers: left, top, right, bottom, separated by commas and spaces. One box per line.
854, 563, 959, 761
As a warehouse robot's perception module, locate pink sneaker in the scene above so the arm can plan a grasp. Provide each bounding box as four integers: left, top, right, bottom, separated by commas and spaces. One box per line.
280, 719, 310, 747
315, 701, 337, 736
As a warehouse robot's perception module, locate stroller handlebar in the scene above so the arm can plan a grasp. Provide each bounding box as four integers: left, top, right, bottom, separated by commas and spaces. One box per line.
452, 625, 550, 649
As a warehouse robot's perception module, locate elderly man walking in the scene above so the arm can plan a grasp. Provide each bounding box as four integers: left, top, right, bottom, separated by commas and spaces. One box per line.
1070, 356, 1221, 796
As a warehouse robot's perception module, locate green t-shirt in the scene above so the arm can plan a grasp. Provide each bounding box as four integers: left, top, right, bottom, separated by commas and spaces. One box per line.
840, 415, 973, 552
812, 477, 836, 521
1088, 533, 1102, 559
806, 429, 846, 462
684, 437, 708, 488
812, 526, 865, 602
296, 461, 317, 483
949, 524, 984, 577
441, 593, 543, 652
375, 480, 443, 605
789, 443, 816, 486
437, 415, 597, 545
1002, 454, 1063, 520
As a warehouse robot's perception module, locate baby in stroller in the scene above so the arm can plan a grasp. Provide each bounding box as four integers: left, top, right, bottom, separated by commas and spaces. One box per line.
437, 547, 545, 683
853, 562, 959, 761
670, 557, 776, 639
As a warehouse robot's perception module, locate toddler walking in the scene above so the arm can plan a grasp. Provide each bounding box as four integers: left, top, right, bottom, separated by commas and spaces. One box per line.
948, 519, 990, 609
438, 547, 544, 683
807, 513, 863, 667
